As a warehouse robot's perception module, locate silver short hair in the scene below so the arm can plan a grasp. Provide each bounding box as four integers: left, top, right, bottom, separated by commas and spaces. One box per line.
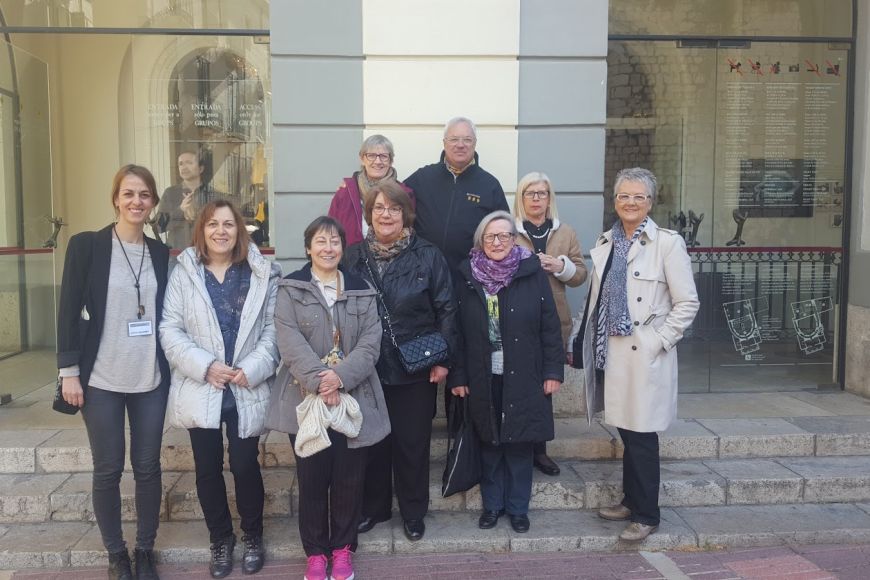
359, 134, 395, 159
614, 167, 657, 203
473, 210, 516, 251
443, 117, 478, 140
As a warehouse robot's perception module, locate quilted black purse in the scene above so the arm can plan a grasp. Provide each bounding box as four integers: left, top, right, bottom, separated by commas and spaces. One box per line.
364, 255, 450, 374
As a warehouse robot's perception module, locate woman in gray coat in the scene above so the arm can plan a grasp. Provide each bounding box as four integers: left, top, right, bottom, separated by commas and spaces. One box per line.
267, 216, 389, 580
160, 200, 281, 578
569, 168, 699, 543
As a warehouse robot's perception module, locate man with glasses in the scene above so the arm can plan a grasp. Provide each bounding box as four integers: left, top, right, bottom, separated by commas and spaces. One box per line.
405, 116, 509, 274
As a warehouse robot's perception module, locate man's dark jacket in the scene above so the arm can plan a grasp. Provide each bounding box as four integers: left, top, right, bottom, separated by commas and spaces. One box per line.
405, 151, 508, 272
343, 234, 459, 386
448, 255, 564, 445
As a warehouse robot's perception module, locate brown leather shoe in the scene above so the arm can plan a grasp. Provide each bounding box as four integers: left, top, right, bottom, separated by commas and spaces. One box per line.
619, 522, 658, 541
598, 504, 631, 521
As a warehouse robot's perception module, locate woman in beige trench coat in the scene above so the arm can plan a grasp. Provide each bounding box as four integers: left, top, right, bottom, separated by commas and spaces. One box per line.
568, 167, 699, 542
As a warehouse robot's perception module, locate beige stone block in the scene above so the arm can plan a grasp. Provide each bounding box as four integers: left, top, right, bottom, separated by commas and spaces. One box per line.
0, 473, 69, 523
846, 305, 870, 398
168, 469, 292, 521
0, 430, 57, 473
0, 521, 91, 568
35, 429, 95, 473
51, 472, 180, 522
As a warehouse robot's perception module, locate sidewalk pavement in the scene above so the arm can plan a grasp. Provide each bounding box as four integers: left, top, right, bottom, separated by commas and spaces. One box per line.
5, 544, 870, 579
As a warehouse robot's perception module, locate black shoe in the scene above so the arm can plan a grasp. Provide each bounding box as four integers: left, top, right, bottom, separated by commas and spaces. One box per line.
478, 509, 505, 529
241, 534, 265, 575
209, 535, 236, 579
533, 453, 561, 476
133, 548, 159, 580
509, 514, 530, 533
403, 519, 425, 542
358, 514, 391, 534
107, 549, 133, 580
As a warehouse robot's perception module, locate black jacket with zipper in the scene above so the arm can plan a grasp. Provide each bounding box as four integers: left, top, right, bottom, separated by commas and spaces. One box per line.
343, 233, 459, 386
405, 151, 508, 273
448, 255, 564, 445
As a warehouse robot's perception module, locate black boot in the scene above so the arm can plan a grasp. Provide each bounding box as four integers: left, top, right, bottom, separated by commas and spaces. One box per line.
241, 534, 265, 575
133, 548, 159, 580
107, 549, 133, 580
209, 535, 236, 579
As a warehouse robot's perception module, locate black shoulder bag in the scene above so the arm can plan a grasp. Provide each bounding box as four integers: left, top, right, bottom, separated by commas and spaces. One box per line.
362, 253, 449, 374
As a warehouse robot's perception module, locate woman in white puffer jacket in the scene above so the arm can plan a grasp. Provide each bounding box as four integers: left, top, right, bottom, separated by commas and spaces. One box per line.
160, 199, 280, 579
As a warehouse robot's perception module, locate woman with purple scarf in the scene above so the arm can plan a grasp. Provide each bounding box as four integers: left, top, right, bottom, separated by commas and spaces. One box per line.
448, 210, 564, 534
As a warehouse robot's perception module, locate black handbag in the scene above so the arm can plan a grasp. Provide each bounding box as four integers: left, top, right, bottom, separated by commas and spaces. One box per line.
52, 377, 82, 415
442, 396, 481, 497
363, 255, 450, 374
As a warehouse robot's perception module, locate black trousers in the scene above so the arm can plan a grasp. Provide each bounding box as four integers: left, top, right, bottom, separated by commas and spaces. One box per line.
188, 406, 264, 543
292, 430, 368, 557
81, 385, 167, 553
362, 380, 436, 521
617, 427, 661, 526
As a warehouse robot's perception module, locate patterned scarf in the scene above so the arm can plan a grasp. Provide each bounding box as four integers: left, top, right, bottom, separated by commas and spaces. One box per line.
470, 244, 532, 295
594, 218, 648, 370
356, 167, 398, 202
366, 227, 412, 275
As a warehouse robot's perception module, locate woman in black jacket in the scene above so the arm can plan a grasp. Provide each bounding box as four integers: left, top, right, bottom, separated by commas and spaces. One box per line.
449, 210, 564, 534
343, 179, 457, 542
57, 165, 170, 580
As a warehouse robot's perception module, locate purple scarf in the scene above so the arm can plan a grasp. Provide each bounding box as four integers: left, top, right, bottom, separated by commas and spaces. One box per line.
469, 245, 533, 295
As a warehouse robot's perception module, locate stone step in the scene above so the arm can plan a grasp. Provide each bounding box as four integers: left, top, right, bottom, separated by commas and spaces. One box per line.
5, 415, 870, 475
5, 503, 870, 569
4, 455, 870, 525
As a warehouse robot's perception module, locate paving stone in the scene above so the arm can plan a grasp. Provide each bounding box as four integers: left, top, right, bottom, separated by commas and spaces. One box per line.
50, 472, 180, 522
552, 366, 585, 418
659, 462, 726, 507
704, 459, 803, 504
465, 469, 585, 511
0, 430, 57, 473
506, 509, 583, 552
696, 418, 814, 458
391, 511, 510, 554
35, 430, 95, 473
167, 469, 293, 521
576, 508, 697, 552
0, 473, 69, 523
789, 416, 870, 456
159, 429, 197, 472
675, 503, 870, 548
658, 419, 719, 459
570, 460, 623, 509
0, 521, 91, 568
547, 419, 615, 460
777, 457, 870, 503
679, 393, 837, 419
786, 392, 870, 416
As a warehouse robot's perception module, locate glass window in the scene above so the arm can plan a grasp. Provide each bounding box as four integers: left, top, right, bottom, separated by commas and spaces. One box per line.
0, 0, 269, 30
606, 40, 848, 392
610, 0, 852, 39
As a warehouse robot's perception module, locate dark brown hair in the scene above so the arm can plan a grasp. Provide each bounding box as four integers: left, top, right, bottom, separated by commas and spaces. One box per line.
192, 199, 251, 265
303, 216, 347, 262
111, 164, 159, 215
363, 179, 415, 228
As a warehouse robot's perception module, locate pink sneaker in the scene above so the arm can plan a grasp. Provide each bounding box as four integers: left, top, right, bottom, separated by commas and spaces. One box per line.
304, 554, 328, 580
330, 545, 354, 580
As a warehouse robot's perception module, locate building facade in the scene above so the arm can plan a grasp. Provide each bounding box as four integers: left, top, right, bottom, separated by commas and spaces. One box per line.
0, 0, 867, 399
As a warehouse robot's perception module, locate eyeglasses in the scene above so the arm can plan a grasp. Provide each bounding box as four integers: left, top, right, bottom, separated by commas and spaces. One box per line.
615, 193, 650, 203
523, 190, 550, 200
372, 205, 402, 217
483, 232, 515, 245
363, 152, 391, 162
445, 136, 475, 145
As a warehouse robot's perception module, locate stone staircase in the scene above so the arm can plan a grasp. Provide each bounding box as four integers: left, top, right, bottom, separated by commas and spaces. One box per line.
5, 399, 870, 569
